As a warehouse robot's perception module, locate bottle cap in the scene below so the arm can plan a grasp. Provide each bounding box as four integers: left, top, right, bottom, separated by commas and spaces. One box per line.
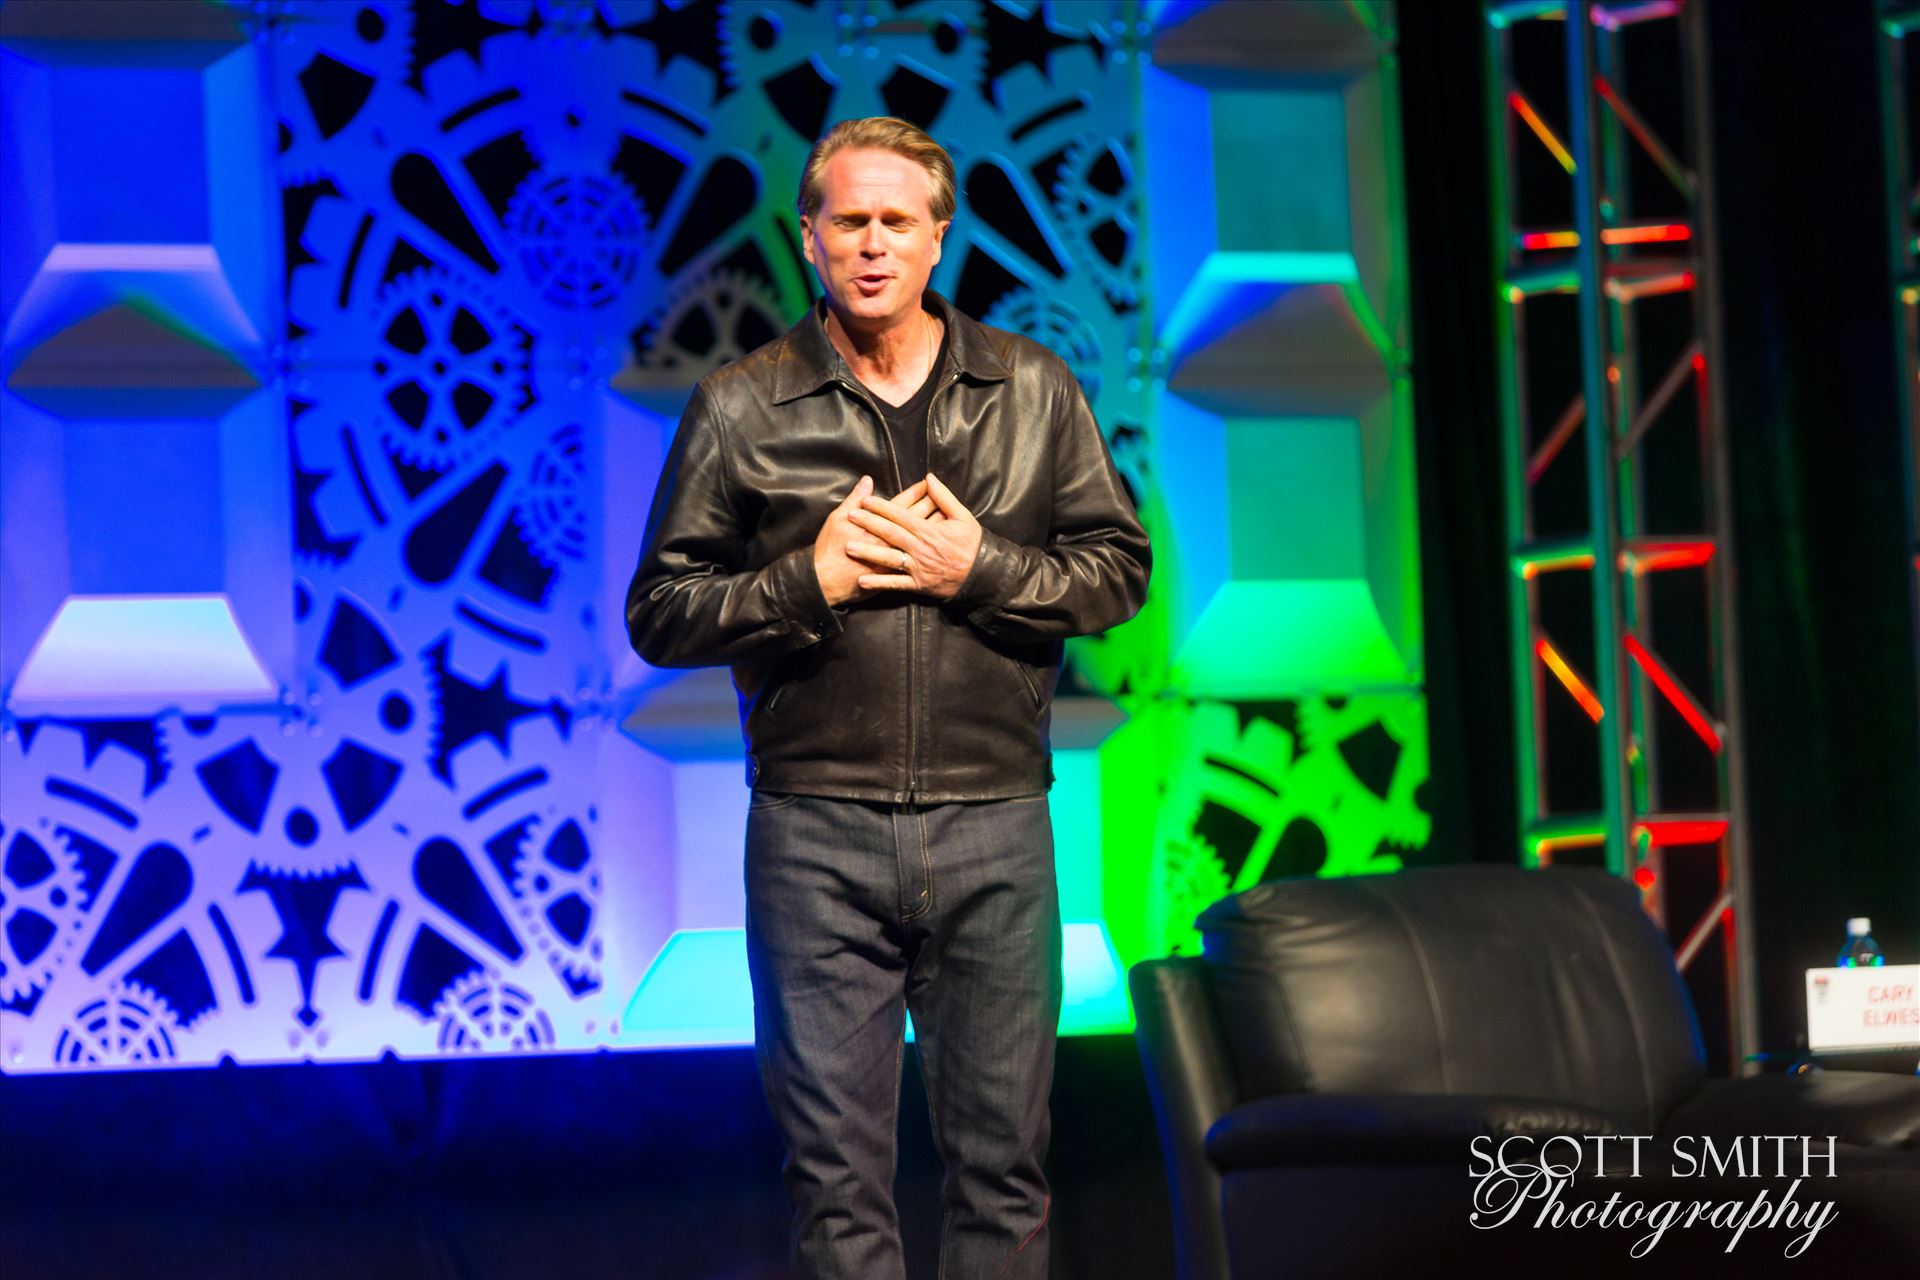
1846, 917, 1872, 935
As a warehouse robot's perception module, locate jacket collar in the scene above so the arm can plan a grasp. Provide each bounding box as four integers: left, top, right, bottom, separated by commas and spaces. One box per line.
769, 286, 1012, 405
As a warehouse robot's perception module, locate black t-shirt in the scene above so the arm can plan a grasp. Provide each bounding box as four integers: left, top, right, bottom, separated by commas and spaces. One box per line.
873, 312, 951, 489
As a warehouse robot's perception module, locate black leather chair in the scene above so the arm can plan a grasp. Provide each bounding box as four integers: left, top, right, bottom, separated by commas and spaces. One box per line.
1130, 863, 1920, 1278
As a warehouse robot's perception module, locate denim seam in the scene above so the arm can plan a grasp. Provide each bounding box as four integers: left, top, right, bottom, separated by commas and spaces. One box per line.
900, 806, 930, 922
893, 808, 910, 921
923, 1016, 952, 1280
890, 1030, 905, 1245
917, 807, 932, 916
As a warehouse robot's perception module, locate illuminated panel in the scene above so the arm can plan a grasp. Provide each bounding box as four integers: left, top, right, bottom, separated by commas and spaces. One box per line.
1154, 394, 1414, 696
0, 20, 271, 359
0, 381, 291, 713
618, 923, 1130, 1049
1096, 1, 1430, 977
0, 5, 284, 720
14, 596, 274, 706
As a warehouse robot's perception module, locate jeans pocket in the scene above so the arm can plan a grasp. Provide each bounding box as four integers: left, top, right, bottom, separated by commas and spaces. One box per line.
747, 788, 801, 811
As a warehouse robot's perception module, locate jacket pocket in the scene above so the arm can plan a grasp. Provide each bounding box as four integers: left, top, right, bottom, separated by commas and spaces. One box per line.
765, 678, 792, 717
761, 653, 804, 717
1004, 651, 1042, 711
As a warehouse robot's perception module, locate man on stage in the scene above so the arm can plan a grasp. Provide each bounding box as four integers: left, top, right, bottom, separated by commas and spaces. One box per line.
626, 115, 1151, 1280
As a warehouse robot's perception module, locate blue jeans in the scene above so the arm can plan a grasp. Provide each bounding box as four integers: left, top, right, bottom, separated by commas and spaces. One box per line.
743, 789, 1063, 1280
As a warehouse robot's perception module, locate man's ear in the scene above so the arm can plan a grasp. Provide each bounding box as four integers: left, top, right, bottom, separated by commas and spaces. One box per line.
799, 216, 814, 265
930, 219, 949, 267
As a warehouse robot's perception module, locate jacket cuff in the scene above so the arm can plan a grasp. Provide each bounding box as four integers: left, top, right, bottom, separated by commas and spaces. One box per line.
765, 545, 845, 644
950, 526, 1024, 624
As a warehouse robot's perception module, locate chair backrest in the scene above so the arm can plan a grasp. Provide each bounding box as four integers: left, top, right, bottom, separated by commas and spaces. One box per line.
1195, 864, 1707, 1133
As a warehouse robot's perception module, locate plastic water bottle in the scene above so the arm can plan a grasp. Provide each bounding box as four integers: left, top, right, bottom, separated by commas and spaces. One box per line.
1837, 917, 1884, 968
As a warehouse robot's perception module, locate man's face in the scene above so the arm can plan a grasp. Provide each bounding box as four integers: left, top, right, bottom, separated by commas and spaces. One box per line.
800, 147, 947, 331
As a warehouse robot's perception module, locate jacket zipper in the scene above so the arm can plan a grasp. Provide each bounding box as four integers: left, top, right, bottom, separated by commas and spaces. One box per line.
837, 371, 914, 803
839, 363, 963, 806
916, 369, 963, 802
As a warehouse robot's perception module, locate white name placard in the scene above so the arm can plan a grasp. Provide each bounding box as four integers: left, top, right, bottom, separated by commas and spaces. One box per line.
1804, 965, 1920, 1052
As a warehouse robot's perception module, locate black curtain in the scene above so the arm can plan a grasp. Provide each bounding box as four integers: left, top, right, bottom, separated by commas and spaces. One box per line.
1401, 4, 1520, 870
1706, 0, 1920, 1052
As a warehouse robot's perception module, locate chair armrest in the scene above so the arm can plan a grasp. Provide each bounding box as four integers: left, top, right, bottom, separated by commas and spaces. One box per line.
1205, 1093, 1621, 1170
1658, 1072, 1920, 1150
1129, 957, 1237, 1280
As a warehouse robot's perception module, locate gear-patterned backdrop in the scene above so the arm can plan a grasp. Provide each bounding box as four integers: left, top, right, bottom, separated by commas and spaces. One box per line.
0, 0, 1429, 1071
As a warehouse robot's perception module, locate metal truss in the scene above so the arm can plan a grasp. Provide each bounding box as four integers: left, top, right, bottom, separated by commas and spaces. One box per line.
1881, 3, 1920, 734
1485, 0, 1755, 1071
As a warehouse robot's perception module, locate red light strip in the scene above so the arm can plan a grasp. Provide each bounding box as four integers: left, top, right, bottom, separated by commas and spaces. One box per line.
1606, 269, 1695, 301
1633, 818, 1730, 848
1594, 75, 1693, 196
1526, 395, 1585, 485
1518, 224, 1691, 250
1606, 223, 1691, 244
1508, 90, 1575, 175
1621, 540, 1716, 574
1535, 638, 1605, 722
1620, 340, 1705, 460
1623, 635, 1724, 752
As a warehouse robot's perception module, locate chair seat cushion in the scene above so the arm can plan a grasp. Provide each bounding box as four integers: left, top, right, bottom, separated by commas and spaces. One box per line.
1205, 1091, 1621, 1170
1659, 1071, 1920, 1150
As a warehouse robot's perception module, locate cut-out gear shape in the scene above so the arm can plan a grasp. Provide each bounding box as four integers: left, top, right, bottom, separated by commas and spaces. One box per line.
629, 268, 786, 386
55, 979, 182, 1067
0, 825, 90, 1004
503, 170, 651, 311
1151, 698, 1431, 956
1050, 132, 1141, 309
437, 968, 554, 1052
501, 811, 604, 994
371, 265, 536, 473
717, 0, 985, 140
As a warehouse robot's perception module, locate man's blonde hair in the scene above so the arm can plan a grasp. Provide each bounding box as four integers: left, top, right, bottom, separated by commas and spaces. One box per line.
797, 116, 956, 226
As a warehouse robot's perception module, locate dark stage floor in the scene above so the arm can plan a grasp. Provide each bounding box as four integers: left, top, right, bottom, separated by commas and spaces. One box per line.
0, 1032, 1176, 1280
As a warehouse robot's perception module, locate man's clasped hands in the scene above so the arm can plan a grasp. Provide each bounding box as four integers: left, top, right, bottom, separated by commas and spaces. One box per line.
812, 472, 985, 608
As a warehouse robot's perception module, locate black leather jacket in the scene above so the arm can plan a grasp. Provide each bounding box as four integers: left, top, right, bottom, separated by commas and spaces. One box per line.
624, 288, 1151, 803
